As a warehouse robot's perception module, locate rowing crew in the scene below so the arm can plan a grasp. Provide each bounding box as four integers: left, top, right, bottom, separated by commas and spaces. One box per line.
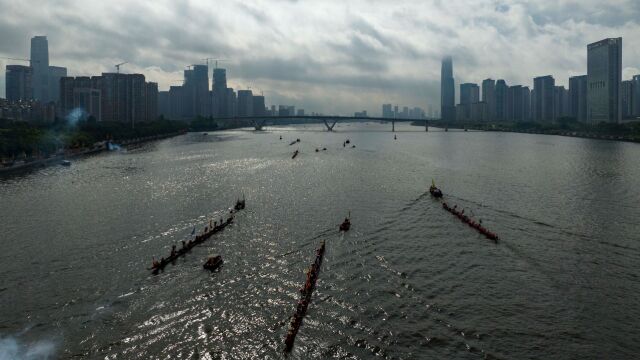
150, 214, 234, 269
442, 202, 498, 241
285, 241, 325, 352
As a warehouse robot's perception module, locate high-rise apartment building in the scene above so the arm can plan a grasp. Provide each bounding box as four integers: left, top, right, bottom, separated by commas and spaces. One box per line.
382, 104, 393, 118
587, 37, 622, 124
482, 79, 496, 120
621, 80, 634, 119
146, 82, 158, 122
495, 80, 508, 121
569, 75, 588, 122
633, 75, 640, 117
533, 76, 555, 122
459, 83, 479, 121
212, 68, 228, 117
48, 66, 67, 104
554, 86, 570, 120
252, 95, 266, 116
60, 73, 156, 125
507, 85, 530, 122
237, 90, 254, 117
5, 65, 33, 101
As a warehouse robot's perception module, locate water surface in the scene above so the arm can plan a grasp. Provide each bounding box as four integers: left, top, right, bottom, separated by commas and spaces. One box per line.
1, 123, 639, 359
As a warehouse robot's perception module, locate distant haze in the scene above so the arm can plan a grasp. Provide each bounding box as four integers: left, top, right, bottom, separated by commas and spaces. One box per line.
1, 0, 639, 115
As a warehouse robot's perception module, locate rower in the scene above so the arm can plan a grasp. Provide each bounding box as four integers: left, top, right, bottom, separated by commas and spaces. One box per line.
182, 240, 187, 249
171, 245, 177, 257
152, 257, 160, 268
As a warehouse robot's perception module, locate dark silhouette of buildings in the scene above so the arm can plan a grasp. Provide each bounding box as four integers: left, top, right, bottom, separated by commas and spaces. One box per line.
59, 73, 158, 125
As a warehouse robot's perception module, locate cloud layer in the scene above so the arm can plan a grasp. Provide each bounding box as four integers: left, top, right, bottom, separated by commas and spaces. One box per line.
1, 0, 639, 115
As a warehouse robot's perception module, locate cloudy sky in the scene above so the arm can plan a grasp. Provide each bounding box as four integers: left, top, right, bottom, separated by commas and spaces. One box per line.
1, 0, 639, 115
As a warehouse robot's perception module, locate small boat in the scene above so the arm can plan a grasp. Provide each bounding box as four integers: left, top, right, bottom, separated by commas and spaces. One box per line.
61, 160, 71, 166
345, 139, 351, 144
429, 180, 443, 198
203, 133, 208, 136
289, 140, 297, 146
351, 145, 356, 148
315, 148, 319, 152
339, 212, 351, 232
279, 135, 282, 140
234, 196, 246, 210
394, 135, 397, 140
322, 147, 327, 151
292, 150, 299, 159
203, 256, 223, 271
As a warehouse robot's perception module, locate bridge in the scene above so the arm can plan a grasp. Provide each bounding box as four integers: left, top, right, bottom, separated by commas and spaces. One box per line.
212, 115, 440, 131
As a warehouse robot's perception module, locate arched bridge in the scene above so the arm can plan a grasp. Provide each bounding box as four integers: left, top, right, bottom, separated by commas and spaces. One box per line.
212, 115, 440, 131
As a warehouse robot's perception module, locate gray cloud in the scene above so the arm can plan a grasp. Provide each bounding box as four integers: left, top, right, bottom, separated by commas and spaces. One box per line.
0, 0, 639, 115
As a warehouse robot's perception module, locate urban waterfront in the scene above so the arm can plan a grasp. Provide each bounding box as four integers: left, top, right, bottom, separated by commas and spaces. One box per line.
1, 123, 639, 359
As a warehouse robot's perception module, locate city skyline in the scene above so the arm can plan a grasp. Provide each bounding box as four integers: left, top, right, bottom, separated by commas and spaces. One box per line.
1, 1, 640, 115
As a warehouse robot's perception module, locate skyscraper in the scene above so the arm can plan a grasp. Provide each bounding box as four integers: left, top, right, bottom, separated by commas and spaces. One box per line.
5, 65, 33, 101
59, 76, 102, 121
587, 37, 622, 124
182, 68, 195, 118
460, 83, 479, 121
507, 85, 530, 122
460, 83, 479, 104
554, 86, 569, 120
189, 65, 210, 117
252, 95, 266, 116
569, 75, 588, 122
146, 82, 158, 122
158, 91, 170, 119
382, 104, 393, 118
237, 90, 254, 117
621, 80, 633, 119
533, 76, 555, 122
169, 86, 184, 120
495, 80, 508, 121
482, 79, 496, 120
48, 66, 67, 104
440, 56, 455, 121
30, 36, 50, 102
226, 88, 237, 117
633, 75, 640, 117
213, 68, 228, 117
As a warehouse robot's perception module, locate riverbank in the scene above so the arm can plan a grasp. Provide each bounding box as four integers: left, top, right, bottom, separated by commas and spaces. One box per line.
415, 121, 640, 143
479, 127, 640, 143
0, 131, 185, 174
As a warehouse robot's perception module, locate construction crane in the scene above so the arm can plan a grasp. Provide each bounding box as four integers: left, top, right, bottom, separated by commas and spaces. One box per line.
115, 62, 128, 74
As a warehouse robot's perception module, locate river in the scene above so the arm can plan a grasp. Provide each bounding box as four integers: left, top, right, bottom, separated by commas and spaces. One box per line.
1, 122, 639, 359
